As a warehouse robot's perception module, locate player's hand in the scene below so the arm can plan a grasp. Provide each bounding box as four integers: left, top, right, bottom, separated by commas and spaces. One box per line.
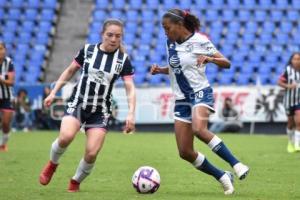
150, 64, 161, 75
197, 55, 213, 66
43, 93, 55, 108
123, 113, 135, 134
288, 83, 297, 89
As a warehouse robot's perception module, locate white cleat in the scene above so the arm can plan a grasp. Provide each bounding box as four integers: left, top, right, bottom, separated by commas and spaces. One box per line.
219, 171, 234, 195
233, 162, 250, 180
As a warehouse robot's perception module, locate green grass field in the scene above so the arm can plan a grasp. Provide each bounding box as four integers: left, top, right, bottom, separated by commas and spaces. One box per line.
0, 131, 300, 200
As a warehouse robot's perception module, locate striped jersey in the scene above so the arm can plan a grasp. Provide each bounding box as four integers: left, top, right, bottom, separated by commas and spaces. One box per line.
280, 65, 300, 109
67, 43, 134, 114
167, 32, 217, 100
0, 56, 14, 100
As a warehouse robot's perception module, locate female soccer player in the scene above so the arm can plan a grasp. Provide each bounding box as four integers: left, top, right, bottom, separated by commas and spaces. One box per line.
278, 52, 300, 153
0, 41, 15, 152
150, 9, 249, 195
39, 19, 136, 192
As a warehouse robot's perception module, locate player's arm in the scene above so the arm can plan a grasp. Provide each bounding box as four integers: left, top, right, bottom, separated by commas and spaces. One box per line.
0, 72, 14, 86
278, 73, 297, 89
150, 64, 169, 75
197, 52, 231, 69
44, 62, 80, 107
123, 76, 136, 133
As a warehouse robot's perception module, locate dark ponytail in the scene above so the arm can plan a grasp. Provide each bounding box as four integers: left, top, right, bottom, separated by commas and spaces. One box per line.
163, 9, 200, 33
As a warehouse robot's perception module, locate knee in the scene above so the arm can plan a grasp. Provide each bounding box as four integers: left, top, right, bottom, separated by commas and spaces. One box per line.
85, 150, 99, 163
58, 133, 75, 147
178, 149, 194, 162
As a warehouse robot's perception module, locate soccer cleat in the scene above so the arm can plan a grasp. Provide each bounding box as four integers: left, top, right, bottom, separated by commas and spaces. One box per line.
0, 144, 8, 152
219, 171, 234, 195
233, 162, 249, 180
68, 179, 80, 192
287, 142, 296, 153
39, 161, 58, 185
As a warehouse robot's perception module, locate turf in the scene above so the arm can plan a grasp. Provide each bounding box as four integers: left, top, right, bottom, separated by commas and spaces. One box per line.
0, 131, 299, 200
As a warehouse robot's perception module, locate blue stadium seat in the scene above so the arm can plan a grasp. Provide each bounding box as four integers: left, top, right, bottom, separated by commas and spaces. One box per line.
242, 33, 256, 44
38, 21, 52, 34
258, 0, 273, 8
227, 0, 240, 8
18, 32, 32, 44
126, 10, 138, 22
211, 0, 224, 8
125, 22, 138, 33
238, 10, 251, 22
93, 10, 106, 21
276, 33, 289, 45
134, 74, 146, 85
243, 0, 256, 8
274, 0, 289, 9
206, 10, 219, 21
254, 10, 267, 22
179, 0, 192, 9
163, 0, 176, 9
262, 21, 275, 33
149, 74, 163, 86
259, 33, 272, 45
280, 21, 293, 33
257, 65, 272, 74
21, 21, 35, 33
43, 0, 58, 9
35, 33, 49, 45
23, 9, 38, 21
270, 10, 283, 21
95, 0, 109, 9
129, 0, 142, 9
142, 10, 155, 21
26, 0, 40, 8
235, 74, 251, 85
287, 10, 299, 22
110, 10, 123, 19
240, 64, 255, 74
2, 32, 15, 44
112, 0, 126, 9
4, 20, 18, 32
7, 9, 21, 20
222, 10, 235, 22
87, 33, 100, 43
218, 74, 234, 85
9, 0, 24, 8
140, 33, 153, 45
228, 21, 241, 33
40, 9, 55, 21
145, 0, 159, 9
245, 21, 258, 33
291, 0, 300, 9
194, 0, 208, 7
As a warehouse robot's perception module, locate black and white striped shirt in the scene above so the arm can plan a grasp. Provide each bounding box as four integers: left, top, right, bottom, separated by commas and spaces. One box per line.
0, 56, 14, 100
280, 65, 300, 109
67, 43, 134, 114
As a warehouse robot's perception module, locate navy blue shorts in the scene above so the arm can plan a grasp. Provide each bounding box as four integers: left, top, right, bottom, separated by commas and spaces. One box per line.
286, 104, 300, 116
0, 99, 14, 111
64, 105, 110, 131
174, 87, 215, 123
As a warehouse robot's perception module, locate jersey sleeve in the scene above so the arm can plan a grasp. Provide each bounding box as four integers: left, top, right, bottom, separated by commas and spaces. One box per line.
8, 59, 15, 72
202, 39, 218, 56
73, 47, 85, 67
120, 56, 134, 77
279, 69, 288, 82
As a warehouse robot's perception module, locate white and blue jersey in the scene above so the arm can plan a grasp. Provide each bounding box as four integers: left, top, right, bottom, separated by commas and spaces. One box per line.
167, 32, 218, 122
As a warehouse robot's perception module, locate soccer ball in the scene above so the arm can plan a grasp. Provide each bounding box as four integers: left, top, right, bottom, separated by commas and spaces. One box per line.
132, 166, 160, 194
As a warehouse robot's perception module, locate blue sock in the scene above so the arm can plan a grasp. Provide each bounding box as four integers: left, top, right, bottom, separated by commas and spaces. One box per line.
197, 158, 225, 180
213, 142, 239, 167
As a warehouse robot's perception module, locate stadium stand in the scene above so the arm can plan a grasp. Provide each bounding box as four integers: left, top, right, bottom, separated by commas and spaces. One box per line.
87, 0, 300, 86
0, 0, 60, 83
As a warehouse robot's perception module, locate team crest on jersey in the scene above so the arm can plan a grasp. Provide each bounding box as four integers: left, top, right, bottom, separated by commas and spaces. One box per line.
115, 58, 123, 73
185, 43, 193, 52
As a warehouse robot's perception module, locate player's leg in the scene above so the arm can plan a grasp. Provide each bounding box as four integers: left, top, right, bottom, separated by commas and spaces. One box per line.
192, 105, 249, 180
286, 114, 296, 153
0, 109, 13, 152
174, 119, 234, 194
68, 127, 106, 192
39, 115, 81, 185
293, 109, 300, 151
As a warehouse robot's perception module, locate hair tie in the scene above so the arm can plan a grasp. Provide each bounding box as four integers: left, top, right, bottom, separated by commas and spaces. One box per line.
183, 10, 189, 17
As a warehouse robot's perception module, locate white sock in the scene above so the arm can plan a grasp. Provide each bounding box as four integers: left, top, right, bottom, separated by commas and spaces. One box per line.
286, 128, 295, 143
192, 152, 205, 168
207, 135, 222, 150
0, 132, 10, 145
50, 138, 66, 164
294, 130, 300, 148
72, 158, 95, 183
